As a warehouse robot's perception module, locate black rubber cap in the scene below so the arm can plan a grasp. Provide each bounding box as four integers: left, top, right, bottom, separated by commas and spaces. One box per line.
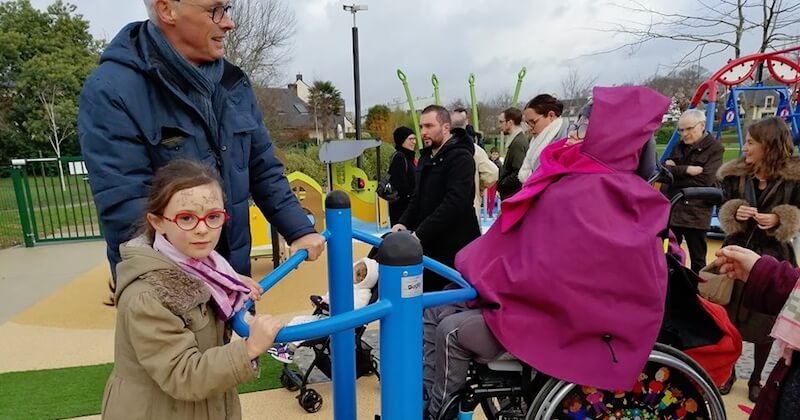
374, 231, 423, 266
325, 190, 351, 209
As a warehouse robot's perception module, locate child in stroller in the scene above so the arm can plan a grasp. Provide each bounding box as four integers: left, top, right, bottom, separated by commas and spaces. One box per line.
269, 254, 381, 413
268, 256, 379, 363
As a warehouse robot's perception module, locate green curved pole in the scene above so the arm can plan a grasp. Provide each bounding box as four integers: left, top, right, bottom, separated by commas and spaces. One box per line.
511, 67, 527, 108
432, 74, 441, 106
468, 73, 479, 131
397, 69, 423, 150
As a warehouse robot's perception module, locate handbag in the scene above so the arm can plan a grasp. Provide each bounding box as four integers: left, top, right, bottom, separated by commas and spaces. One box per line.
377, 152, 407, 203
697, 262, 735, 305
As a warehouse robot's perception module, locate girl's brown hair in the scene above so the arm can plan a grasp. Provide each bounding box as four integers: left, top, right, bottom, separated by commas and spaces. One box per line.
139, 160, 224, 239
747, 117, 794, 179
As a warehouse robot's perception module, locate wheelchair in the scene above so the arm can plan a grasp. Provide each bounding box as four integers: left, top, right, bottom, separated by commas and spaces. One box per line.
435, 148, 730, 420
439, 342, 725, 419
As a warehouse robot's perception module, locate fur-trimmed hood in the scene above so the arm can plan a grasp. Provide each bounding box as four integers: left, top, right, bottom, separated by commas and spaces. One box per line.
717, 156, 800, 182
116, 236, 210, 316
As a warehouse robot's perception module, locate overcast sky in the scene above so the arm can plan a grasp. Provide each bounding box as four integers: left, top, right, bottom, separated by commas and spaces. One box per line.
29, 0, 797, 112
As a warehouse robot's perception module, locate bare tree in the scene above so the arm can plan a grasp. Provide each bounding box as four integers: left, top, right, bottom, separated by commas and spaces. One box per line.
560, 66, 598, 101
645, 66, 711, 111
598, 0, 800, 68
39, 86, 73, 191
225, 0, 296, 86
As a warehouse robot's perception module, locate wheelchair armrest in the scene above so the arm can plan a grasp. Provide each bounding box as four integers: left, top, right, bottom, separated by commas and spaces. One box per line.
673, 187, 724, 206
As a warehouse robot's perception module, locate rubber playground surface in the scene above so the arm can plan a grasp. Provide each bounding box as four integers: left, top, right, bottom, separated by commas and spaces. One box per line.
0, 239, 755, 419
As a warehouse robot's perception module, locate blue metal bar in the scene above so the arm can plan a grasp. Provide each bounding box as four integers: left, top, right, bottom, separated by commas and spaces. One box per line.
378, 243, 425, 420
232, 300, 391, 342
352, 229, 381, 247
230, 230, 332, 336
326, 196, 357, 420
704, 102, 716, 134
353, 228, 473, 289
422, 288, 478, 309
422, 256, 472, 289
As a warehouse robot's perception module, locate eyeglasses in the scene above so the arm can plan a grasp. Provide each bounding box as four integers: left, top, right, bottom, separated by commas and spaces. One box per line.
568, 119, 589, 139
525, 116, 543, 128
677, 122, 703, 133
162, 210, 230, 231
173, 0, 233, 24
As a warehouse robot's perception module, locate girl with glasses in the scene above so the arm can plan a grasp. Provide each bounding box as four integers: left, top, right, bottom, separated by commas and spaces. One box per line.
101, 160, 283, 419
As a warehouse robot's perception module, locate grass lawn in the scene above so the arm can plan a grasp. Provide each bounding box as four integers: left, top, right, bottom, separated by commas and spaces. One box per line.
0, 354, 289, 420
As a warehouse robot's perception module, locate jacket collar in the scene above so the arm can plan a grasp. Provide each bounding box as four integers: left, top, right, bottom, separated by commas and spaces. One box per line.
718, 156, 800, 182
141, 268, 211, 316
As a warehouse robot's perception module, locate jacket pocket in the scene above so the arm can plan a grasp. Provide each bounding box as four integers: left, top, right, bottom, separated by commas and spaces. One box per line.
147, 126, 200, 165
229, 115, 258, 171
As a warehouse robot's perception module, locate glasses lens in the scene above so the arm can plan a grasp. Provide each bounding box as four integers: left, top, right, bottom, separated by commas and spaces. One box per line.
175, 213, 198, 230
205, 211, 227, 228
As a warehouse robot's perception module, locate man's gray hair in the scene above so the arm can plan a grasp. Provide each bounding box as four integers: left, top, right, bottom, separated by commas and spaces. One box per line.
450, 110, 468, 129
680, 109, 706, 126
143, 0, 158, 23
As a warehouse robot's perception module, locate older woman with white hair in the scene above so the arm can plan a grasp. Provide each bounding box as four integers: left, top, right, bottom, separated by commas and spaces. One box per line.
660, 109, 725, 273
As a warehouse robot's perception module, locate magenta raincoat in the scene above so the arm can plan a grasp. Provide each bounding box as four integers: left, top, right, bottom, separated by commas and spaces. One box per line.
455, 86, 672, 391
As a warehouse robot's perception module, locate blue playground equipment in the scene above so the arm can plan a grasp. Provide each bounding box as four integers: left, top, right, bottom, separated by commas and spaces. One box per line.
232, 189, 727, 420
232, 191, 475, 420
660, 46, 800, 237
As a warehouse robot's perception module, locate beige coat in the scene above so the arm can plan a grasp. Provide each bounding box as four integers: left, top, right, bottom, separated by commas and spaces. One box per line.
102, 237, 258, 420
474, 144, 499, 218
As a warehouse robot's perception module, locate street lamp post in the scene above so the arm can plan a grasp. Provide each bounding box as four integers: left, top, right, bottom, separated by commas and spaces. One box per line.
343, 4, 367, 167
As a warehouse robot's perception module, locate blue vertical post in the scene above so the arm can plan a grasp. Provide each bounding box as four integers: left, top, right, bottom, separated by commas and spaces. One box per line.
705, 101, 716, 134
375, 232, 425, 420
325, 191, 357, 419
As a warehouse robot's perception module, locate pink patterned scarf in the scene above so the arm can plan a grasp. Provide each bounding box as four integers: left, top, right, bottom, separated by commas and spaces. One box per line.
153, 233, 249, 321
772, 278, 800, 361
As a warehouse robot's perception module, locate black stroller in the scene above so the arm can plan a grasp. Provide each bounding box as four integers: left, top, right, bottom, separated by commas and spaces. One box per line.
278, 246, 382, 413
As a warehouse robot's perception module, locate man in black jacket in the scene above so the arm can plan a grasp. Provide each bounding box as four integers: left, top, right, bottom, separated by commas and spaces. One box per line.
393, 105, 481, 291
661, 109, 725, 272
496, 107, 528, 198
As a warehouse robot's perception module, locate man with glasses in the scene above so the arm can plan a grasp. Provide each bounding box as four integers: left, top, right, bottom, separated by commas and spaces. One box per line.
660, 109, 725, 273
78, 0, 326, 284
496, 107, 528, 199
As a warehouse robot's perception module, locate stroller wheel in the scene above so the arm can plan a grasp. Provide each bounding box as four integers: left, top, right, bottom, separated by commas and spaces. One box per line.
280, 371, 300, 392
298, 388, 323, 413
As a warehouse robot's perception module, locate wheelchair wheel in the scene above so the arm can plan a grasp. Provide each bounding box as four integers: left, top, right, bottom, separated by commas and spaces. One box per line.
525, 344, 725, 419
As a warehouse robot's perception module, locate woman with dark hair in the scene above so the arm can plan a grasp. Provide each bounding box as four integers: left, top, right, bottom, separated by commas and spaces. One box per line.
716, 116, 800, 400
517, 94, 569, 182
387, 126, 417, 225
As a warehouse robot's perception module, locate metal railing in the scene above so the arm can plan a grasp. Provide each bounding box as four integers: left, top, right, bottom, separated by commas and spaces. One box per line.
9, 157, 103, 246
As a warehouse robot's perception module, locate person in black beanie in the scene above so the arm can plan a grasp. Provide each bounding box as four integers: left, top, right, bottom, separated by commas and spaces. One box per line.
387, 126, 418, 225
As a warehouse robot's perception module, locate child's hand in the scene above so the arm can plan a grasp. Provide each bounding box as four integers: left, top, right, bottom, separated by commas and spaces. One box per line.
238, 274, 263, 301
246, 314, 285, 359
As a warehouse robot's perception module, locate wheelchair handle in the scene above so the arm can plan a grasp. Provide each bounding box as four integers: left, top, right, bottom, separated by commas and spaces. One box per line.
670, 187, 724, 207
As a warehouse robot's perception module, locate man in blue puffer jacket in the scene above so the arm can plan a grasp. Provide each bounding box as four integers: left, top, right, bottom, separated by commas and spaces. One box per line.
78, 0, 325, 278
